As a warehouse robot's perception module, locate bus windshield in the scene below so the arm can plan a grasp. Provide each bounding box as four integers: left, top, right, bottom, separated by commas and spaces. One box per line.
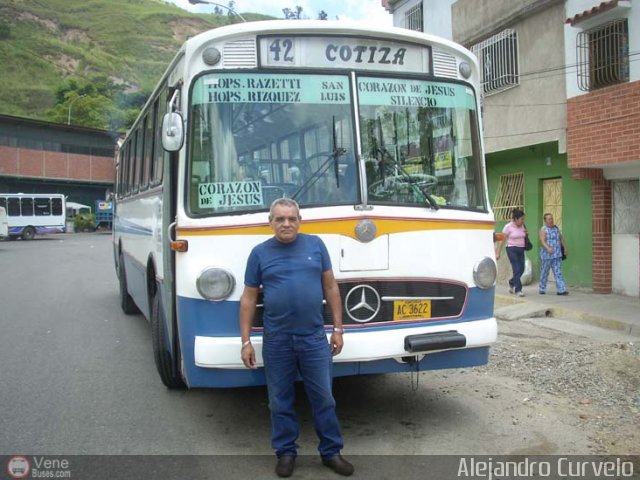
189, 72, 357, 215
358, 76, 485, 210
188, 72, 485, 215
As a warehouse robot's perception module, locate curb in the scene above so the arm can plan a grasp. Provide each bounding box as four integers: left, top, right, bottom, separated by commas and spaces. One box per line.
494, 294, 639, 337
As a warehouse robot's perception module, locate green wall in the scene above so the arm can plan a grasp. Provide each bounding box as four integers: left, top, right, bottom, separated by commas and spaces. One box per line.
487, 142, 593, 288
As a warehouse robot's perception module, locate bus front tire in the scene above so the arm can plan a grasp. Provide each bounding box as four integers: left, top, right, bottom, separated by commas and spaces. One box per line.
151, 290, 186, 389
22, 226, 36, 240
118, 252, 139, 315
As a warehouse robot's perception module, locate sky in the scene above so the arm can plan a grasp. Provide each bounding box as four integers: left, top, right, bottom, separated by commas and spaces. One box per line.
164, 0, 393, 28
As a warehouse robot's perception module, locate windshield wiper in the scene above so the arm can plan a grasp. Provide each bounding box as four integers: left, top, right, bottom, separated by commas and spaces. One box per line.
376, 146, 439, 210
375, 119, 438, 210
290, 148, 346, 201
332, 116, 341, 188
292, 116, 346, 202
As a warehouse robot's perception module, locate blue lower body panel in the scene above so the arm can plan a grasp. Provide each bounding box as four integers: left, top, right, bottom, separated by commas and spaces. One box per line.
176, 286, 494, 388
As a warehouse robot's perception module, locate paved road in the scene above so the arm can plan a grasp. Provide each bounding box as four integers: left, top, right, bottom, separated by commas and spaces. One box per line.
1, 233, 632, 478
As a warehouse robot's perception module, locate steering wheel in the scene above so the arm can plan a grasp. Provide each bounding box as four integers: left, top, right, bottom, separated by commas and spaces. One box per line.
368, 173, 438, 199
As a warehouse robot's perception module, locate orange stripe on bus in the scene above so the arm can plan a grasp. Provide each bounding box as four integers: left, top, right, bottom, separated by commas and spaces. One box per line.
177, 217, 494, 240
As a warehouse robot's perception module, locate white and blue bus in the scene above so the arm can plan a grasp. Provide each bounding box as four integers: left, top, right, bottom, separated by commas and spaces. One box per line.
0, 193, 66, 240
113, 20, 498, 389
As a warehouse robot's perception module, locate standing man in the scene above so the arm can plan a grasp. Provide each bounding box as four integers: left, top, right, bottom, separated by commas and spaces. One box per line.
239, 198, 354, 478
538, 212, 569, 296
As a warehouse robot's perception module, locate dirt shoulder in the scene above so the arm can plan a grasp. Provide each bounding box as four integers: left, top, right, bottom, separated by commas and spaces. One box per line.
488, 319, 640, 454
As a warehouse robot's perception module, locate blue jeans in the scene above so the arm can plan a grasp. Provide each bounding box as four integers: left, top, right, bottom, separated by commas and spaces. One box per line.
506, 246, 525, 293
262, 330, 344, 458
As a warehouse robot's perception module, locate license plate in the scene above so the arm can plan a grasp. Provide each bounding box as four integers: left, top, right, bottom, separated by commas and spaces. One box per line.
393, 300, 431, 321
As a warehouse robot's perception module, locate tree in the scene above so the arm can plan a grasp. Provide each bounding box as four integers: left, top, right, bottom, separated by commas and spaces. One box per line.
282, 6, 303, 19
318, 10, 328, 20
45, 74, 148, 131
0, 22, 10, 40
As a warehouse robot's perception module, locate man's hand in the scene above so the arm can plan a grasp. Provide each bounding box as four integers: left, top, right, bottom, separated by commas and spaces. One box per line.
241, 343, 257, 369
330, 332, 344, 356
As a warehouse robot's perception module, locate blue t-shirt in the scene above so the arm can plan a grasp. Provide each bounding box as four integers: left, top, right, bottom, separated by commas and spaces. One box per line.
244, 233, 332, 335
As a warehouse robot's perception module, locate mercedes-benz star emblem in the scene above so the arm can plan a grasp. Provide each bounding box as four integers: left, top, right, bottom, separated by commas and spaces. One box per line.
344, 285, 381, 323
354, 219, 377, 243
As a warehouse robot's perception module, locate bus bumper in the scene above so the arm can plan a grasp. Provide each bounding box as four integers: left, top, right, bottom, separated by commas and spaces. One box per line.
193, 317, 497, 369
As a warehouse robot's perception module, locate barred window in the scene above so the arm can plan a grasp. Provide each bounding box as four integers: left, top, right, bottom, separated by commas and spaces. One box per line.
404, 3, 423, 32
471, 29, 519, 96
492, 172, 524, 221
613, 180, 639, 234
577, 18, 629, 92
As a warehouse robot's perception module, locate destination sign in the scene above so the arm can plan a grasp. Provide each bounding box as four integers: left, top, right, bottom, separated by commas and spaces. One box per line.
192, 73, 350, 105
198, 181, 263, 209
258, 35, 430, 74
357, 78, 476, 110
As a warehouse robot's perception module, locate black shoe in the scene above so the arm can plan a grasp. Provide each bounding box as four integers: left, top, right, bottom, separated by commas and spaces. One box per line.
322, 455, 354, 476
275, 455, 295, 478
557, 291, 569, 296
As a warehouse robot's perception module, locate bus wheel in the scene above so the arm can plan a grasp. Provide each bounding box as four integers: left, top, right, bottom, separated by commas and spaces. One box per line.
22, 226, 36, 240
118, 252, 139, 314
151, 290, 186, 389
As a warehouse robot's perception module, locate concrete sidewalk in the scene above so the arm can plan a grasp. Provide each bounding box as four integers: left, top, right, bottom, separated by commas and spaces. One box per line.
494, 281, 640, 337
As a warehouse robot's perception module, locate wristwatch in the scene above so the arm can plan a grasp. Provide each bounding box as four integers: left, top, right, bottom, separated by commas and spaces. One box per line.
333, 327, 344, 333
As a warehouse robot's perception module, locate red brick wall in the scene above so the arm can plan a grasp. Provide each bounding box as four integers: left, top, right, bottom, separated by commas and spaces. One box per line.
69, 153, 91, 179
0, 146, 18, 174
572, 168, 612, 293
20, 149, 44, 177
0, 146, 113, 183
567, 81, 640, 168
45, 152, 67, 178
91, 156, 115, 182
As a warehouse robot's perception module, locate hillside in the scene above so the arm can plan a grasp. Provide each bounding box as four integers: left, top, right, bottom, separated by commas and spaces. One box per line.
0, 0, 272, 130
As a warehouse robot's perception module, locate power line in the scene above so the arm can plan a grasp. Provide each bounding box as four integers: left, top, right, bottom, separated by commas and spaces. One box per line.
483, 127, 564, 140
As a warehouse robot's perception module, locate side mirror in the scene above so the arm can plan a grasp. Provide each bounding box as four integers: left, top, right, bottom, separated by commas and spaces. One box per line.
162, 112, 184, 152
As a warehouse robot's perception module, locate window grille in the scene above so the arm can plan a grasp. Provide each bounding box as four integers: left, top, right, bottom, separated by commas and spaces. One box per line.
471, 29, 519, 96
577, 18, 629, 92
492, 172, 524, 221
404, 3, 423, 32
613, 180, 639, 234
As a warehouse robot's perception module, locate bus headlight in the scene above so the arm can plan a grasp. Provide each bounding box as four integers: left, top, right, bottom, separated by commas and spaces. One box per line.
473, 257, 497, 289
196, 267, 236, 301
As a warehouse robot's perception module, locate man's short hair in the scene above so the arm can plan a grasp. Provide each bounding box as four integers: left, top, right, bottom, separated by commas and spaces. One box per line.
269, 198, 300, 221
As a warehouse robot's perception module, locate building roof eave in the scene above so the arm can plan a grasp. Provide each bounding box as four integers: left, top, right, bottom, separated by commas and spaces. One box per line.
565, 0, 631, 26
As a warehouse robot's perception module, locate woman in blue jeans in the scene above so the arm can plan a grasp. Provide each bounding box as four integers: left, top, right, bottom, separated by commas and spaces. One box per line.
495, 208, 528, 297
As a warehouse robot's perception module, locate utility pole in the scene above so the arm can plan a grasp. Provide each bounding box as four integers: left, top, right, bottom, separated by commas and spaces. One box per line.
67, 94, 86, 125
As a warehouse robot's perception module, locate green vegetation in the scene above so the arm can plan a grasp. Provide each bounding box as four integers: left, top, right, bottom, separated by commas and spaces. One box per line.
73, 212, 96, 232
0, 0, 272, 131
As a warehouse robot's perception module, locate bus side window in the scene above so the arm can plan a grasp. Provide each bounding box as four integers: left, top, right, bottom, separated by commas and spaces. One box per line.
34, 198, 51, 216
7, 198, 20, 216
21, 197, 33, 216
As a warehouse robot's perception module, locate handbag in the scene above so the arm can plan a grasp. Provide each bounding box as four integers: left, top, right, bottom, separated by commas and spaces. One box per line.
561, 244, 567, 260
522, 223, 533, 251
524, 234, 533, 251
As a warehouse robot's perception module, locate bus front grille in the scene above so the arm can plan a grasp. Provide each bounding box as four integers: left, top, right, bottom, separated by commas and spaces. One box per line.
251, 280, 467, 329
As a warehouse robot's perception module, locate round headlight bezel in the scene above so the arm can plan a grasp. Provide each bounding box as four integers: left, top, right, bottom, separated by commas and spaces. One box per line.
196, 267, 236, 302
459, 61, 472, 79
473, 257, 497, 289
